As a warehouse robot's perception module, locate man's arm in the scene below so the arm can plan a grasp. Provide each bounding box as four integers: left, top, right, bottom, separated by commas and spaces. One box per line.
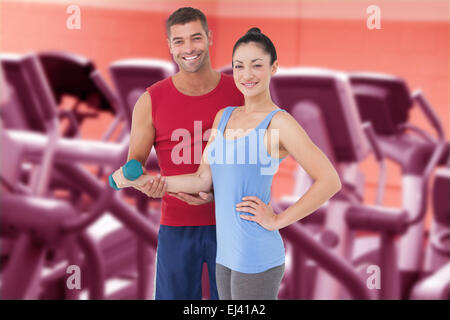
125, 91, 167, 197
127, 91, 154, 166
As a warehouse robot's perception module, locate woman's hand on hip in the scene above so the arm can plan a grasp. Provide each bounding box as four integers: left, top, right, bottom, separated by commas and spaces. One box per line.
236, 196, 279, 231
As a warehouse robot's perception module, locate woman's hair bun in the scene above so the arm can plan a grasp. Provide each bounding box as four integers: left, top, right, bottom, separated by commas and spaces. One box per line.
233, 26, 277, 66
247, 27, 261, 34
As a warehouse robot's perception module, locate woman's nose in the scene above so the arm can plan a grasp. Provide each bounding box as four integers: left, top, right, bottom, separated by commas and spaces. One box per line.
242, 66, 254, 79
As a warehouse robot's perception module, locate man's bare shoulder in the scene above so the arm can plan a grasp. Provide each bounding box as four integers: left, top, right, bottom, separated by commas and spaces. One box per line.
131, 91, 153, 124
134, 91, 151, 112
139, 90, 151, 105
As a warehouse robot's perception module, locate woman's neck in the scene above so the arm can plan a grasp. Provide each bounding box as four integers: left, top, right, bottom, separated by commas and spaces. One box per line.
242, 90, 277, 113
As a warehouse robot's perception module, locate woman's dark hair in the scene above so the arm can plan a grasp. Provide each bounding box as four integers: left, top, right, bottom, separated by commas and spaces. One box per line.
166, 7, 209, 38
232, 27, 277, 67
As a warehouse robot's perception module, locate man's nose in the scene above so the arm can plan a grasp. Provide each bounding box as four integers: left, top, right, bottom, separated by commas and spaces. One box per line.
183, 40, 195, 54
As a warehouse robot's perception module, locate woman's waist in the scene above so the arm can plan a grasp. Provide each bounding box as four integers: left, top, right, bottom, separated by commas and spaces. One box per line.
212, 187, 271, 205
215, 210, 282, 239
216, 226, 285, 256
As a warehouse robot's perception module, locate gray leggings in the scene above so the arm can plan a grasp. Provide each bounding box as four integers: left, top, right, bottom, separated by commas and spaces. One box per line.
215, 263, 285, 300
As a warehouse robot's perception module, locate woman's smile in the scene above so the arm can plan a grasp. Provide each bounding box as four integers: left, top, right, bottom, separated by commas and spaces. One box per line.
241, 81, 259, 88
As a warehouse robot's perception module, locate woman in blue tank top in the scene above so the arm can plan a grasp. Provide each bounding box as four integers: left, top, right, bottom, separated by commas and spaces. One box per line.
116, 27, 341, 299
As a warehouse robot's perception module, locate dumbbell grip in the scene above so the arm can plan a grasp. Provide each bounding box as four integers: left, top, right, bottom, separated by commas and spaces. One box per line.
109, 168, 152, 190
109, 159, 145, 190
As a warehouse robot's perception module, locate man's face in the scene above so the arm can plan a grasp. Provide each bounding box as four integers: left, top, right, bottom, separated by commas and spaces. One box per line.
167, 20, 212, 73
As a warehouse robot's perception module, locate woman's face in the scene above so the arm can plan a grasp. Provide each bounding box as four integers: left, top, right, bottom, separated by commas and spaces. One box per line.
232, 42, 277, 99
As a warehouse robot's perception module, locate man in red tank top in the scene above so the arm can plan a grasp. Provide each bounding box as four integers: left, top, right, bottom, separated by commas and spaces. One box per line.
126, 7, 244, 299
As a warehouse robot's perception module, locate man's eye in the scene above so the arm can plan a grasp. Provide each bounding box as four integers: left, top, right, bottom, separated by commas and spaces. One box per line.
174, 41, 182, 45
194, 37, 202, 40
234, 65, 242, 69
254, 65, 262, 67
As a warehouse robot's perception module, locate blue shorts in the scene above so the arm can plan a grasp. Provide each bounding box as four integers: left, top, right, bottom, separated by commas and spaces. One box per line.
154, 225, 219, 300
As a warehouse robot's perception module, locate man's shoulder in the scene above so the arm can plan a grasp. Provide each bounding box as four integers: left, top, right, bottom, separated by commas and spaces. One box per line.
146, 76, 172, 93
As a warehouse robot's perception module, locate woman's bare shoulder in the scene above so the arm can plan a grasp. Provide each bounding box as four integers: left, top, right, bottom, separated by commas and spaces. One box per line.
270, 108, 298, 129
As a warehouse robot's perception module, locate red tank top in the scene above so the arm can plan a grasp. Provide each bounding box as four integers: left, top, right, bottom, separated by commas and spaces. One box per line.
147, 72, 244, 226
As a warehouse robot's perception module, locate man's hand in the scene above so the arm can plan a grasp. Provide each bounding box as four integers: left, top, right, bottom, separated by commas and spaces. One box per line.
133, 174, 168, 198
168, 191, 214, 205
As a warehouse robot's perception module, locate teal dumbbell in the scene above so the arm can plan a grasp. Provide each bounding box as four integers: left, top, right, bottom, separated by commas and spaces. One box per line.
109, 159, 143, 190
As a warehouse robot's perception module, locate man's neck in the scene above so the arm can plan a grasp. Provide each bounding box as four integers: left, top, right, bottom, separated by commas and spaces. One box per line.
173, 66, 221, 95
177, 68, 217, 84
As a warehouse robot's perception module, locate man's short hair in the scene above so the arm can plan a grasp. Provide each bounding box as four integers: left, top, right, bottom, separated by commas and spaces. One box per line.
166, 7, 209, 38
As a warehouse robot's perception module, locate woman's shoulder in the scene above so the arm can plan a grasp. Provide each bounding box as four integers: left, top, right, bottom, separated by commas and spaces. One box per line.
271, 106, 291, 121
269, 107, 301, 131
212, 106, 234, 128
215, 105, 238, 117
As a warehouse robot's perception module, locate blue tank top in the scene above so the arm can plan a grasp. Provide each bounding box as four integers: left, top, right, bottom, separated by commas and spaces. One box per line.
207, 106, 287, 273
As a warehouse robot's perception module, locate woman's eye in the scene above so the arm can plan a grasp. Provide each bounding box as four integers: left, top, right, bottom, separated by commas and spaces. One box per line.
254, 65, 262, 67
234, 65, 243, 69
194, 37, 202, 40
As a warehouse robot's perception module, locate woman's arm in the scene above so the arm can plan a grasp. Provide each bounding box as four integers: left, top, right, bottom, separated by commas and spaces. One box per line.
112, 107, 225, 197
163, 108, 226, 195
237, 111, 342, 230
164, 167, 211, 194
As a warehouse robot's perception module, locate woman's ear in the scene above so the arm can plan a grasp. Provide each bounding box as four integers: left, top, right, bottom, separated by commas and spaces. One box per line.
271, 60, 278, 75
